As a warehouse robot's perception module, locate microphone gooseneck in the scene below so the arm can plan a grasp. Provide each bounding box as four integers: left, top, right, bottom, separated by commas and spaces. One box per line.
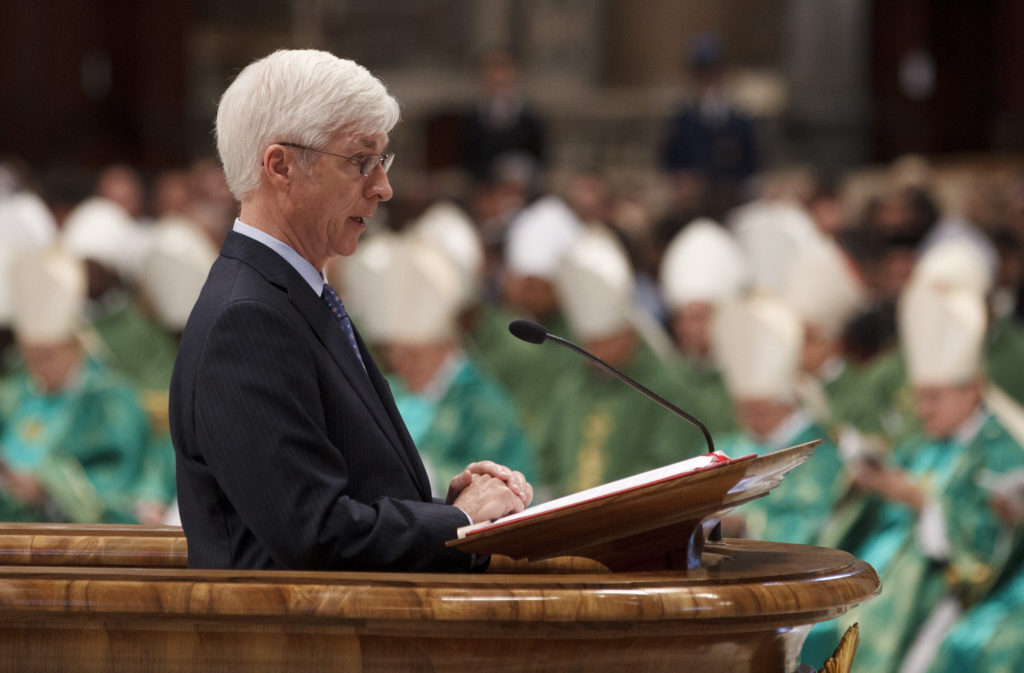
508, 320, 715, 454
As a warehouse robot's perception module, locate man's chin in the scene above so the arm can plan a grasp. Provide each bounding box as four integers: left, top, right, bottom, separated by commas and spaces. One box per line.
335, 232, 365, 257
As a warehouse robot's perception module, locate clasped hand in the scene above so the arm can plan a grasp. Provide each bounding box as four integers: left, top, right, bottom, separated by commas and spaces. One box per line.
446, 460, 533, 524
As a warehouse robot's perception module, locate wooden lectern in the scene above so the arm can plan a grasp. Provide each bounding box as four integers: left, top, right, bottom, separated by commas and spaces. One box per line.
0, 442, 878, 673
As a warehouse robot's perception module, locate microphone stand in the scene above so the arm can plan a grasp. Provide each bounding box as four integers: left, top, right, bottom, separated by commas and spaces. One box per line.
510, 320, 722, 541
542, 332, 716, 454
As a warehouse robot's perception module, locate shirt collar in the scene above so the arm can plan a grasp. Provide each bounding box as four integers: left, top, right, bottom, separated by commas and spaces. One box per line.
232, 219, 325, 295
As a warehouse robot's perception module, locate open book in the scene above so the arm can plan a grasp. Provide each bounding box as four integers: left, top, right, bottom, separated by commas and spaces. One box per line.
447, 441, 820, 571
457, 451, 737, 537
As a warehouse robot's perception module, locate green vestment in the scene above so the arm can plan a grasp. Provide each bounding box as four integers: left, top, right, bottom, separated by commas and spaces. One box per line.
0, 357, 149, 523
465, 303, 584, 452
390, 352, 536, 498
828, 413, 1024, 673
675, 356, 737, 442
985, 314, 1024, 407
92, 297, 179, 507
535, 341, 707, 497
715, 414, 843, 546
926, 567, 1024, 673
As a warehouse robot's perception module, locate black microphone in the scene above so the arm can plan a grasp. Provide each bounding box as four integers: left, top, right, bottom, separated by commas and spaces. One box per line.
508, 319, 715, 454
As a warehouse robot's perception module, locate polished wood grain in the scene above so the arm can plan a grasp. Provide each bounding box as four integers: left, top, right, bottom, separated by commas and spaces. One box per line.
0, 538, 879, 673
449, 441, 820, 571
0, 523, 186, 567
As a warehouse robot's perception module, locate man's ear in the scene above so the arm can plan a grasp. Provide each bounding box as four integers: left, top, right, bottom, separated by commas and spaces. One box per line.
262, 144, 292, 192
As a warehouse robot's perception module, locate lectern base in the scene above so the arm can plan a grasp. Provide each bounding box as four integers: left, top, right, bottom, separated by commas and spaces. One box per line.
0, 619, 813, 673
0, 538, 878, 673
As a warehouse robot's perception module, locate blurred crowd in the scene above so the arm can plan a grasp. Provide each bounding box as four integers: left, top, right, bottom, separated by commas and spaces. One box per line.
2, 47, 1024, 672
0, 158, 234, 527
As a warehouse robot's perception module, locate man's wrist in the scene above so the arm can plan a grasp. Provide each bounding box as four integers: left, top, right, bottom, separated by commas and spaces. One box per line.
455, 505, 473, 526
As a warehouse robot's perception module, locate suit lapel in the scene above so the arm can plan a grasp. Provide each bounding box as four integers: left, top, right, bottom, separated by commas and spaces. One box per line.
220, 233, 431, 498
352, 325, 433, 500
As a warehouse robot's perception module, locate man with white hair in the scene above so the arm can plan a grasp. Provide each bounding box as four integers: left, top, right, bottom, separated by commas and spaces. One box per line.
170, 50, 531, 572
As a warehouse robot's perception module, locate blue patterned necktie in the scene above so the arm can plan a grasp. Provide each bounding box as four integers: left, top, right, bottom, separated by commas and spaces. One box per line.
320, 283, 366, 371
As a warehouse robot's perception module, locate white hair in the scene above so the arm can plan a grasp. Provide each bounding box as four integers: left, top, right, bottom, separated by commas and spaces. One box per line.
215, 49, 401, 200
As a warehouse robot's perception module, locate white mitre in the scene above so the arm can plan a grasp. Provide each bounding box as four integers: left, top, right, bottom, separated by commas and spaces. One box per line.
781, 236, 866, 337
406, 200, 483, 309
729, 200, 823, 295
343, 233, 462, 345
712, 293, 804, 401
553, 226, 635, 342
0, 193, 57, 326
138, 217, 218, 331
910, 237, 994, 297
660, 218, 750, 310
338, 232, 395, 331
11, 247, 87, 344
62, 196, 144, 279
505, 195, 583, 279
0, 191, 57, 246
0, 228, 33, 327
899, 280, 986, 386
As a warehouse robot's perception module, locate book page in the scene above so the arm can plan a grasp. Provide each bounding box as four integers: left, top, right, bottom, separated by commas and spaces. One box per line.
459, 451, 733, 537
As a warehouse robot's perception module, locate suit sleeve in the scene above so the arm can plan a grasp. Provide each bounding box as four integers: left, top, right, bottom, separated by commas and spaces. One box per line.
192, 299, 474, 571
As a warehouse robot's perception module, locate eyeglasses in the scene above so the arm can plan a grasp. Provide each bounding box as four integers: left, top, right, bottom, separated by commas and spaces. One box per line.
278, 142, 395, 177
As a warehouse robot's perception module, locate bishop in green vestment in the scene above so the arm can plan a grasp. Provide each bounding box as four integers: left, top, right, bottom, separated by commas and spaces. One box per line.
710, 292, 844, 546
777, 231, 874, 439
0, 248, 149, 523
0, 356, 149, 523
659, 218, 749, 439
537, 224, 707, 497
342, 226, 537, 500
825, 281, 1024, 673
467, 195, 586, 451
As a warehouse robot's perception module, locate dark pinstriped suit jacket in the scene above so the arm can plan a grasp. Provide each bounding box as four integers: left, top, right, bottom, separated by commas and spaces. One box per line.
169, 231, 476, 571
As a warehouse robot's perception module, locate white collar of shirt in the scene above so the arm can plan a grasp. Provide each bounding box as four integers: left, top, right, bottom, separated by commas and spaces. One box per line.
232, 219, 325, 295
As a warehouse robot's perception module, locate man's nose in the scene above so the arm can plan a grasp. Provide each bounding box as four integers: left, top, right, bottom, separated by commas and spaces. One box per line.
366, 169, 393, 202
